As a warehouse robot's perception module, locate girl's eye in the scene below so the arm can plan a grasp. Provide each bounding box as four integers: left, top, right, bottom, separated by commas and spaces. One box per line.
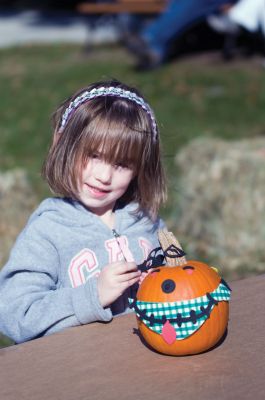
114, 162, 128, 170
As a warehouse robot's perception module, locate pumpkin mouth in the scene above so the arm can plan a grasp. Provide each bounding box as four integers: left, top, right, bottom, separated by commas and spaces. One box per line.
129, 279, 231, 343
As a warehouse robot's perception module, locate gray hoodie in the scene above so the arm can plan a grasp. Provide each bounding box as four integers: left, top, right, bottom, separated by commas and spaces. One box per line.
0, 197, 164, 343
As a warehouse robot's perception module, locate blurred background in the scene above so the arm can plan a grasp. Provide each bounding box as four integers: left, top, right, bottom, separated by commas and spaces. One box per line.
0, 0, 265, 347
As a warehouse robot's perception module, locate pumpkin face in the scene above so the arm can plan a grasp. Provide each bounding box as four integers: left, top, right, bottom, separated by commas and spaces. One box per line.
130, 260, 230, 356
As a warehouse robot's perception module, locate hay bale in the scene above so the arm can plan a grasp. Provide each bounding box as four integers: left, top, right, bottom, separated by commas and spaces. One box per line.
173, 137, 265, 278
0, 169, 37, 267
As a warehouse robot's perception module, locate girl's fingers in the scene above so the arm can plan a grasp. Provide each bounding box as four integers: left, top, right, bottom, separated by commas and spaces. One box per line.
111, 261, 138, 274
118, 270, 141, 283
120, 275, 141, 290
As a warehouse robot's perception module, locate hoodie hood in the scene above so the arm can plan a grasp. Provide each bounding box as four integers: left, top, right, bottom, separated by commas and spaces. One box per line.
28, 197, 147, 231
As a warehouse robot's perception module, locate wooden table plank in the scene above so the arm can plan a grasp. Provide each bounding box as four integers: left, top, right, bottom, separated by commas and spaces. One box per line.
0, 274, 264, 400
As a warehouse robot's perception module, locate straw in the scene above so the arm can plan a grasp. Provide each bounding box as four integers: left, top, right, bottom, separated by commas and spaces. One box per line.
158, 229, 187, 266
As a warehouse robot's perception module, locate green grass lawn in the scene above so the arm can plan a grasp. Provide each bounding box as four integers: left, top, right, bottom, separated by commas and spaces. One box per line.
0, 44, 265, 347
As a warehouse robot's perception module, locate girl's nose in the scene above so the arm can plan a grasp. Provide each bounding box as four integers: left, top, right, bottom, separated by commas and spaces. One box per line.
94, 161, 112, 184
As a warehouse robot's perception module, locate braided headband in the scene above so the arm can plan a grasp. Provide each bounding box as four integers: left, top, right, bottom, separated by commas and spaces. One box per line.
58, 86, 158, 140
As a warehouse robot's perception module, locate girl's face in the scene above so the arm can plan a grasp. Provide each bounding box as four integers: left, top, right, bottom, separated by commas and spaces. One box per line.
78, 153, 134, 217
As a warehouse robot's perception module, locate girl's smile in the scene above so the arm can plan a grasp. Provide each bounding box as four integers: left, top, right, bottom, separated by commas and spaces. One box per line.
85, 183, 111, 199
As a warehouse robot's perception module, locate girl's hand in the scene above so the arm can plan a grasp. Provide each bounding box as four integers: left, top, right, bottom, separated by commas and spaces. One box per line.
97, 261, 141, 308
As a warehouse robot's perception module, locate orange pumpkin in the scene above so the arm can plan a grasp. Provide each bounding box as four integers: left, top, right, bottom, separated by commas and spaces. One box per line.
130, 230, 231, 356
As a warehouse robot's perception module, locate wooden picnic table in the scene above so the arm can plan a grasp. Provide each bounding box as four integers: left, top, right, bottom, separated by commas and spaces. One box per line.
0, 274, 264, 400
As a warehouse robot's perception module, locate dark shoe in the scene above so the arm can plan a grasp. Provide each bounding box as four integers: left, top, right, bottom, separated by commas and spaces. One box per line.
134, 53, 163, 71
124, 33, 163, 70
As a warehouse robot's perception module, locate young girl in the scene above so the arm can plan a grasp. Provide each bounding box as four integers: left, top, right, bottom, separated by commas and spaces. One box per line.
0, 79, 167, 344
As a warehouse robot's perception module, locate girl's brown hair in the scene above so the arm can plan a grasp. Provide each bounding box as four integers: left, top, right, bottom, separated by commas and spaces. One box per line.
42, 79, 167, 218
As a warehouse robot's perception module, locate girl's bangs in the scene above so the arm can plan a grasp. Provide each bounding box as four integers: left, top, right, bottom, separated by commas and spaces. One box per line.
82, 116, 151, 171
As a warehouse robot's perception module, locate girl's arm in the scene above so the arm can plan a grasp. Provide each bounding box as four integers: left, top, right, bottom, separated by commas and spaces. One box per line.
0, 233, 112, 344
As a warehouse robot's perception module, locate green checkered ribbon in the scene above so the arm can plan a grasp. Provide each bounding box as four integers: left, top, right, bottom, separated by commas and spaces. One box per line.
129, 280, 230, 341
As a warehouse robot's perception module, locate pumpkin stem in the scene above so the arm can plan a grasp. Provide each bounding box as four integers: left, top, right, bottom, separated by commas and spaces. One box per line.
158, 229, 187, 266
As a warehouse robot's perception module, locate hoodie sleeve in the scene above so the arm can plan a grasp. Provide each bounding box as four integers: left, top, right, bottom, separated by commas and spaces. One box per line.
0, 225, 112, 344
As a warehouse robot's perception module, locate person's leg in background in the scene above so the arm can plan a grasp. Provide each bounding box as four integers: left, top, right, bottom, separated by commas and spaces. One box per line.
126, 0, 237, 69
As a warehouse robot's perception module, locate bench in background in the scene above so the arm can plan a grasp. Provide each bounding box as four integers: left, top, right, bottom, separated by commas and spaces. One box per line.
77, 0, 167, 15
